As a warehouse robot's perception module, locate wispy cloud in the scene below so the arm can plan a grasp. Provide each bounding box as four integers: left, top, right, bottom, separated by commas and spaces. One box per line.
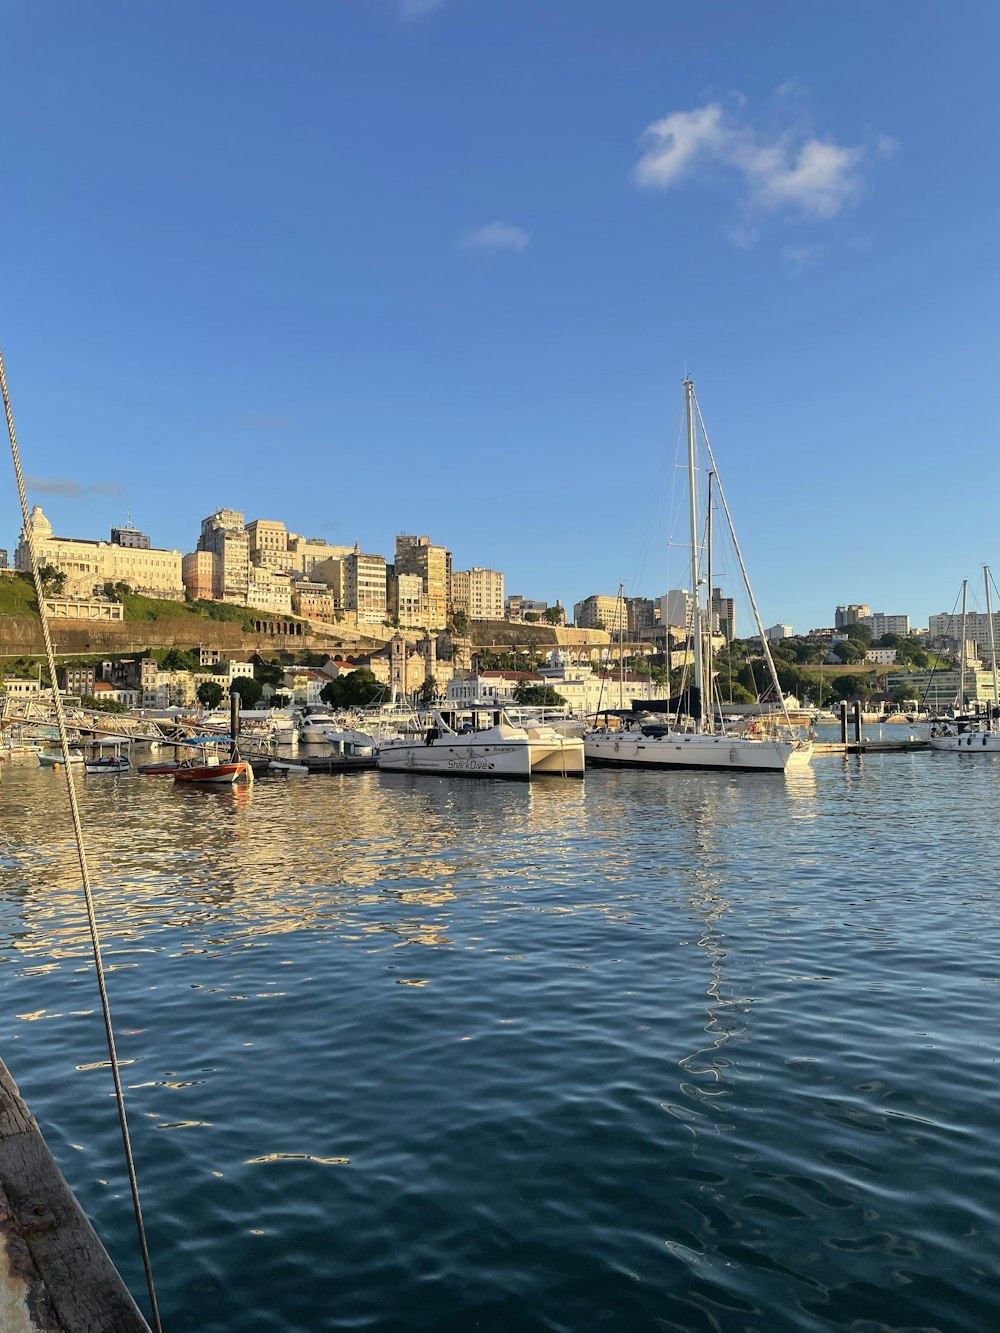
460, 220, 530, 253
633, 96, 894, 230
401, 0, 446, 20
25, 476, 122, 498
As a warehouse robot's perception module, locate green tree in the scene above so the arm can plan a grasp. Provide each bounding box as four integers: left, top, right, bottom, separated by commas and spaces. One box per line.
542, 606, 563, 626
830, 674, 872, 700
271, 692, 291, 708
197, 680, 224, 709
418, 676, 439, 706
229, 676, 264, 709
844, 623, 873, 646
512, 683, 566, 706
834, 639, 867, 664
320, 669, 385, 708
891, 682, 921, 704
523, 611, 540, 623
160, 648, 198, 672
39, 564, 67, 596
452, 609, 469, 636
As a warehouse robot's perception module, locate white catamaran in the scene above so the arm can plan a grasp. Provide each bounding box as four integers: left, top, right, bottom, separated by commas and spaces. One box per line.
584, 378, 812, 774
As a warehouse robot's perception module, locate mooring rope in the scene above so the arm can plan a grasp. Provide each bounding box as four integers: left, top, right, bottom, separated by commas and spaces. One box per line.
0, 344, 162, 1333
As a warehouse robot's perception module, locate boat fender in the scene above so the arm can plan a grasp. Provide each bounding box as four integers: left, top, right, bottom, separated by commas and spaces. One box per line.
729, 748, 737, 764
613, 740, 620, 753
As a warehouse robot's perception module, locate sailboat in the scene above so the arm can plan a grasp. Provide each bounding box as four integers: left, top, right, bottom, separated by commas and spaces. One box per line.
584, 378, 813, 773
929, 565, 1000, 752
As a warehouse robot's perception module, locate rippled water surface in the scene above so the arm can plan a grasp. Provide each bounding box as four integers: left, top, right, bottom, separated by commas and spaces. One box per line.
1, 748, 998, 1332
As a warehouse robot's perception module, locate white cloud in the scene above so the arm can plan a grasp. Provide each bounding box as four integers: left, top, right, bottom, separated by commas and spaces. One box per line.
633, 96, 892, 227
401, 0, 446, 19
461, 220, 530, 253
25, 476, 121, 498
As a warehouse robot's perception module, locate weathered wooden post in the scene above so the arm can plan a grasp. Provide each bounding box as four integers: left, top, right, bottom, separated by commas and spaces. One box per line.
852, 700, 862, 745
839, 700, 848, 745
229, 688, 240, 761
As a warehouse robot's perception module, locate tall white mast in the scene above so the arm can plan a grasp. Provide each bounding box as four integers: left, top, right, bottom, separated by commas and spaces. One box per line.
685, 378, 703, 727
617, 581, 625, 711
959, 578, 968, 708
984, 566, 998, 712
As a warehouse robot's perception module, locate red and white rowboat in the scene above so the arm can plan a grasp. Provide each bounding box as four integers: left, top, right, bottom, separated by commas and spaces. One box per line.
172, 758, 254, 785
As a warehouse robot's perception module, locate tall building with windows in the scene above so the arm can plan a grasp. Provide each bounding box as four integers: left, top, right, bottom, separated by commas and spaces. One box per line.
342, 546, 387, 625
451, 567, 504, 622
835, 603, 871, 629
394, 535, 450, 629
573, 595, 626, 635
15, 506, 183, 599
859, 612, 910, 638
710, 587, 736, 641
195, 509, 250, 603
658, 589, 695, 632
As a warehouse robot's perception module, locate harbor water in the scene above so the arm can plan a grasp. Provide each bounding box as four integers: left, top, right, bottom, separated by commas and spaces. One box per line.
0, 749, 998, 1331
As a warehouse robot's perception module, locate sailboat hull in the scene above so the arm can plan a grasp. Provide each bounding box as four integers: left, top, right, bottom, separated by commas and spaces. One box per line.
584, 731, 812, 772
928, 732, 1000, 752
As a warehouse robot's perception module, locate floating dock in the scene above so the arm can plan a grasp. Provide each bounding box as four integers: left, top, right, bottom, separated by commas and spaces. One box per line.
0, 1056, 150, 1332
813, 739, 929, 755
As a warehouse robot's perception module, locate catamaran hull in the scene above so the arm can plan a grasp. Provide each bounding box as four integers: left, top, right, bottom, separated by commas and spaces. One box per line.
584, 733, 812, 772
376, 738, 584, 778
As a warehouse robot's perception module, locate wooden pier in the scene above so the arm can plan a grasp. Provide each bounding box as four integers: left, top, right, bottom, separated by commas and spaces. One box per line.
813, 739, 929, 755
0, 1056, 150, 1332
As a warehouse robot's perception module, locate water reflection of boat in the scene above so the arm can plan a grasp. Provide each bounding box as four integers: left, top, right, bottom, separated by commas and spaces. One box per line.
375, 706, 585, 778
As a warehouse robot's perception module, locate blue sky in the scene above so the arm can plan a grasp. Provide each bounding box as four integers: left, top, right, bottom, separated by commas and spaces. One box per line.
1, 0, 997, 631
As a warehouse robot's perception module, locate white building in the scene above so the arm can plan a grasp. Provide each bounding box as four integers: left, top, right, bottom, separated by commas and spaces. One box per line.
452, 567, 505, 622
865, 648, 898, 665
928, 610, 1000, 655
765, 624, 794, 641
859, 612, 910, 638
659, 589, 694, 632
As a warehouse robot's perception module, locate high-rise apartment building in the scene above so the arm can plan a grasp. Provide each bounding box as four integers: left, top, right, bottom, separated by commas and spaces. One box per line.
387, 567, 424, 625
573, 595, 627, 635
394, 535, 450, 629
859, 613, 910, 638
342, 548, 387, 625
196, 509, 250, 603
658, 589, 695, 632
625, 596, 656, 635
928, 611, 1000, 655
451, 567, 504, 622
710, 587, 736, 641
835, 603, 871, 629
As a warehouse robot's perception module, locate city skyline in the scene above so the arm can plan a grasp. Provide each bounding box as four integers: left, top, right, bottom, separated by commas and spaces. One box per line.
1, 3, 997, 631
11, 496, 977, 637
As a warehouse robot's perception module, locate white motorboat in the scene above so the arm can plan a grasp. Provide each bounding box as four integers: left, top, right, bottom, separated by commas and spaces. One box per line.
583, 378, 812, 775
324, 728, 378, 757
297, 708, 338, 742
37, 748, 84, 767
375, 706, 585, 779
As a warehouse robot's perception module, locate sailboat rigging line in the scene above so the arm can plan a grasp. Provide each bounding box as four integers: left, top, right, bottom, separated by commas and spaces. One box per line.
692, 392, 792, 731
0, 345, 163, 1333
